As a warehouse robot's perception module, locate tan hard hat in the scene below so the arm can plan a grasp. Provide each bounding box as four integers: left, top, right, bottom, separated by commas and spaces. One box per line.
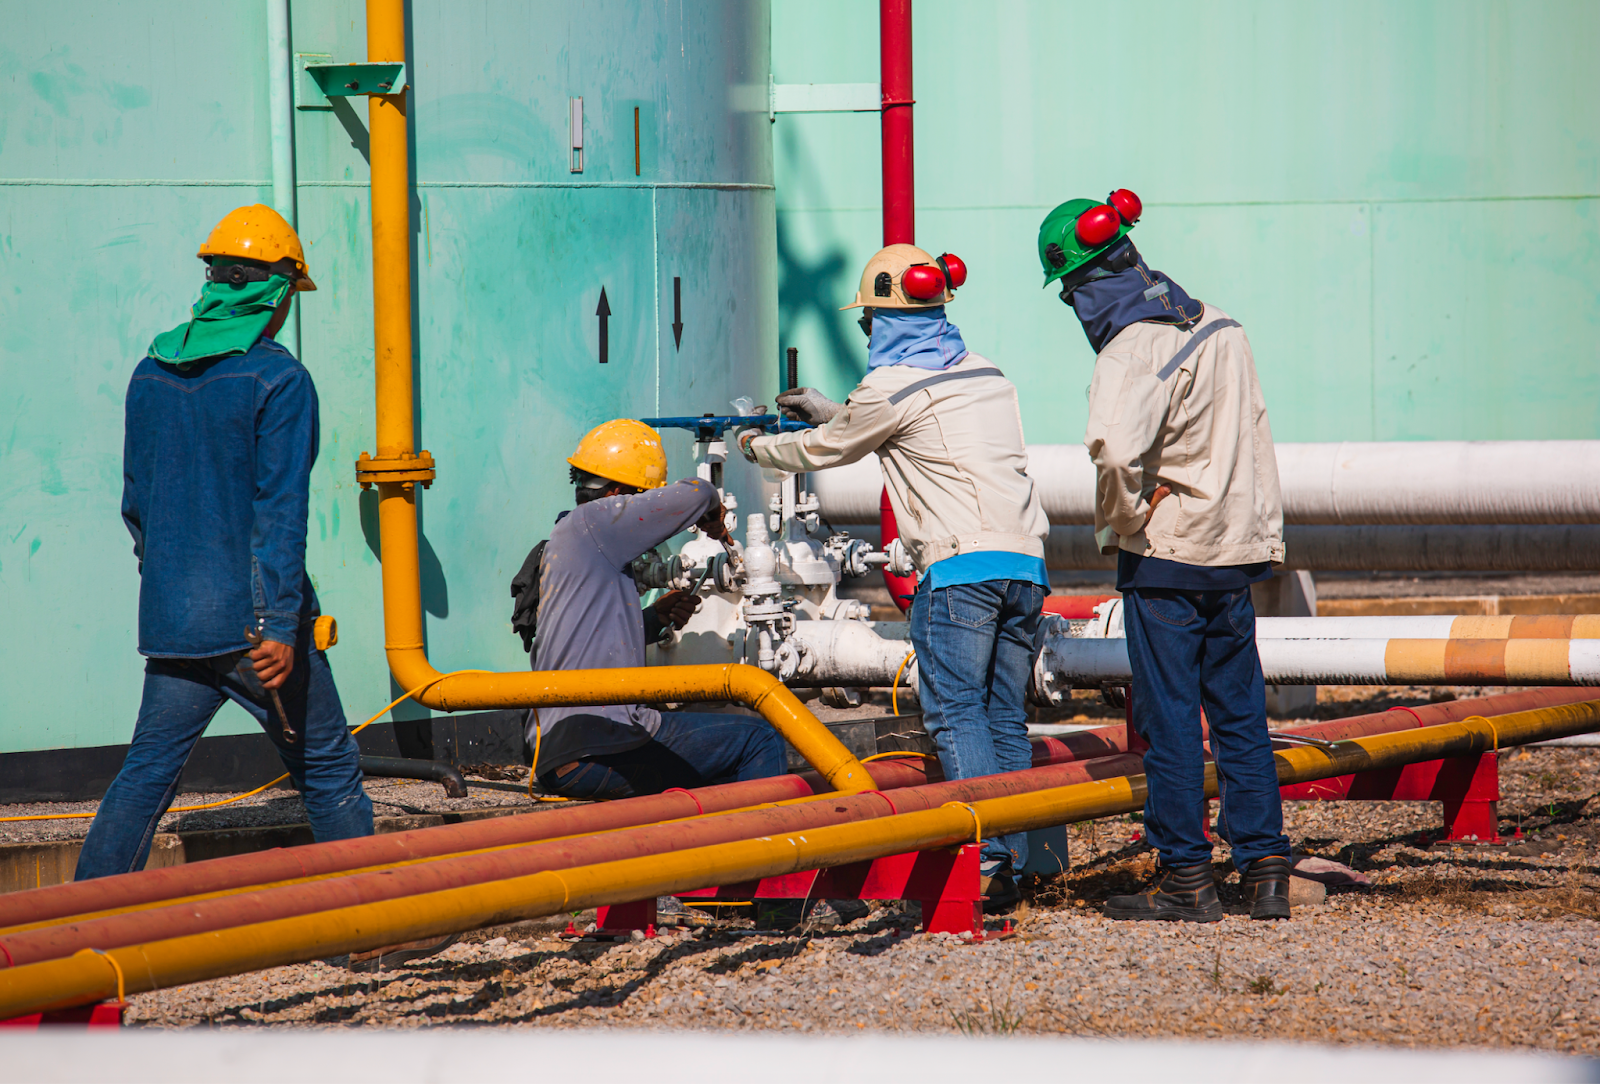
840, 243, 953, 310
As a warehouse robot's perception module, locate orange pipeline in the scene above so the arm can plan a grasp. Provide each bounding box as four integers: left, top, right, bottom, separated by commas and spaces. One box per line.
353, 0, 866, 794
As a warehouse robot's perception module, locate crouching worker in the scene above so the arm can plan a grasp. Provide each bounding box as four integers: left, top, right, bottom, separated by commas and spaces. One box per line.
737, 245, 1049, 913
526, 420, 787, 799
76, 205, 373, 881
1038, 191, 1293, 921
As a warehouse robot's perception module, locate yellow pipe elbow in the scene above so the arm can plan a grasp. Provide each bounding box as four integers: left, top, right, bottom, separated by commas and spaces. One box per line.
357, 0, 867, 796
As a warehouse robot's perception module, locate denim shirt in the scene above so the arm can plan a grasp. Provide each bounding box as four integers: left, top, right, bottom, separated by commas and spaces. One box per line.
122, 338, 319, 657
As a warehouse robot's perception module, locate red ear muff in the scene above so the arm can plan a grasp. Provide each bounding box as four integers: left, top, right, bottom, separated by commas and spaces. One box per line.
901, 263, 947, 301
1075, 203, 1122, 247
1108, 188, 1142, 224
936, 252, 967, 290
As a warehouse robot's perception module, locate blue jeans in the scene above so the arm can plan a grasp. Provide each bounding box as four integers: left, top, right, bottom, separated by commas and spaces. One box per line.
910, 578, 1044, 874
75, 642, 373, 880
1123, 586, 1291, 867
538, 711, 787, 800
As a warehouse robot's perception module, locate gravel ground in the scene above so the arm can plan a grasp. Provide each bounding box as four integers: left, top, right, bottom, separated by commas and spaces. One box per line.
120, 690, 1600, 1054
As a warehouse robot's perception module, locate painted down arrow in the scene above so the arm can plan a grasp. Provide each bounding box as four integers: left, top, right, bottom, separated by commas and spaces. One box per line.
596, 287, 611, 364
672, 276, 683, 350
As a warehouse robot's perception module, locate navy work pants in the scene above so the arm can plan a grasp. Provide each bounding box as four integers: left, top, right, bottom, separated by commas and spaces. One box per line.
1123, 586, 1290, 868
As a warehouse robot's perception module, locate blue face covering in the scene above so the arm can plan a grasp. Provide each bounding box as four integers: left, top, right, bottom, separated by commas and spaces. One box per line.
1066, 241, 1203, 354
867, 306, 969, 371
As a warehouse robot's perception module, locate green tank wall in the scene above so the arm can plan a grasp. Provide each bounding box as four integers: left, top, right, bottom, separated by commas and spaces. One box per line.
0, 1, 774, 753
772, 0, 1600, 444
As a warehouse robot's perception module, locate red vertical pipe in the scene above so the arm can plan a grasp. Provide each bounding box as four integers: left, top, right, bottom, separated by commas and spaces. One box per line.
880, 486, 917, 613
880, 0, 914, 245
878, 1, 916, 602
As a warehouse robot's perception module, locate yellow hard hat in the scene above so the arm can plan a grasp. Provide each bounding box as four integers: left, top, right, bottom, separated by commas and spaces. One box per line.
840, 243, 953, 310
197, 204, 317, 291
567, 419, 669, 490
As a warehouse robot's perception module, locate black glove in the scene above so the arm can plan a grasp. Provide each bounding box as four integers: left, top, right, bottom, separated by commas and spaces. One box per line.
775, 387, 842, 425
651, 589, 702, 631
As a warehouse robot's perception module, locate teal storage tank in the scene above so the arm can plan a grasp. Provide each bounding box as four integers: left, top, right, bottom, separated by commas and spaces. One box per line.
0, 1, 775, 768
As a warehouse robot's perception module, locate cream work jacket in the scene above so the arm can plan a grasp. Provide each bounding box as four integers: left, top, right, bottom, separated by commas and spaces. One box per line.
749, 353, 1049, 573
1083, 305, 1285, 566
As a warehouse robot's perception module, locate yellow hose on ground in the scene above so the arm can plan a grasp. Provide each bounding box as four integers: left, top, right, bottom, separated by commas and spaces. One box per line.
891, 650, 916, 716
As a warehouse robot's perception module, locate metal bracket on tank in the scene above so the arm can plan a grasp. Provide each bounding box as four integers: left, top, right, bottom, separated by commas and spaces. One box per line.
305, 62, 407, 98
356, 450, 436, 490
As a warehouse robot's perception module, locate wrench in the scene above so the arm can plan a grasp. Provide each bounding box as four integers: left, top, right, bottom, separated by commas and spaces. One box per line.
244, 627, 298, 743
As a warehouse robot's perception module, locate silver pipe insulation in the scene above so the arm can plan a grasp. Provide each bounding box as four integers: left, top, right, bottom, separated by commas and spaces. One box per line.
814, 442, 1600, 526
1035, 636, 1600, 688
1256, 615, 1600, 639
777, 610, 1600, 698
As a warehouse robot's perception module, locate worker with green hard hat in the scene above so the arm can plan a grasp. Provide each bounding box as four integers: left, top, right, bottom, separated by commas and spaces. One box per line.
1038, 190, 1294, 922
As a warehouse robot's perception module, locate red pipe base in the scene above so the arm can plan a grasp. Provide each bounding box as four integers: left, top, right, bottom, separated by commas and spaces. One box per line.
670, 843, 984, 935
1280, 750, 1502, 843
0, 1001, 124, 1029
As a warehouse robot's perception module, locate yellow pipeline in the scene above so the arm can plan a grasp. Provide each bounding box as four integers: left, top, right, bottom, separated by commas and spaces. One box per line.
357, 0, 867, 793
6, 698, 1596, 1017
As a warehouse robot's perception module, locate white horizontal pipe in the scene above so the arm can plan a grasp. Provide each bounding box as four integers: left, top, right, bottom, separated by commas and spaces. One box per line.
1037, 637, 1600, 686
813, 442, 1600, 527
1259, 616, 1600, 639
787, 619, 912, 688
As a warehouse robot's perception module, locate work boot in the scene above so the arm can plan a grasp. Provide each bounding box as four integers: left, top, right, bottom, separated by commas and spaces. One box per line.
1103, 862, 1222, 923
1240, 855, 1293, 920
980, 870, 1021, 916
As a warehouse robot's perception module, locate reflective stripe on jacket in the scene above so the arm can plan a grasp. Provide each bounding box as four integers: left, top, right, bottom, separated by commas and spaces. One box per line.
749, 353, 1049, 573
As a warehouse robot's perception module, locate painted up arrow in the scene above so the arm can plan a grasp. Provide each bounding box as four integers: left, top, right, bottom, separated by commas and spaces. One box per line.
596, 287, 611, 364
672, 276, 683, 350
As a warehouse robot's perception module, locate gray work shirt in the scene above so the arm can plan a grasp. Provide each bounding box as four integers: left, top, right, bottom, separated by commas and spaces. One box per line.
528, 479, 717, 768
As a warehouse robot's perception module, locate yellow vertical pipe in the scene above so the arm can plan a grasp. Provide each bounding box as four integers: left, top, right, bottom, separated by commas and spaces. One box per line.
352, 0, 867, 792
365, 0, 429, 664
367, 0, 411, 461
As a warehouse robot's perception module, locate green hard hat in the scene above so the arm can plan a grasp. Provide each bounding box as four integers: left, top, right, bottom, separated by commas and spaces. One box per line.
1036, 197, 1134, 288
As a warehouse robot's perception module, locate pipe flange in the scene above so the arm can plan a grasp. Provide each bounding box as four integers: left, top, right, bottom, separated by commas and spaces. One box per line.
356, 450, 437, 490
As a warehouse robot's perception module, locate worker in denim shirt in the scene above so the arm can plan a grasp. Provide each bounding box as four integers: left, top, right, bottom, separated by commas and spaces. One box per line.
76, 206, 373, 881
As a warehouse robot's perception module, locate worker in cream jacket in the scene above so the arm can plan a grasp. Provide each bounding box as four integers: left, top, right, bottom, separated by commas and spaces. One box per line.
1038, 191, 1293, 923
738, 244, 1048, 912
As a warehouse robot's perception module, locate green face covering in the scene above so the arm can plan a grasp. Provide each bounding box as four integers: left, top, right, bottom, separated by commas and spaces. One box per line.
148, 270, 295, 368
